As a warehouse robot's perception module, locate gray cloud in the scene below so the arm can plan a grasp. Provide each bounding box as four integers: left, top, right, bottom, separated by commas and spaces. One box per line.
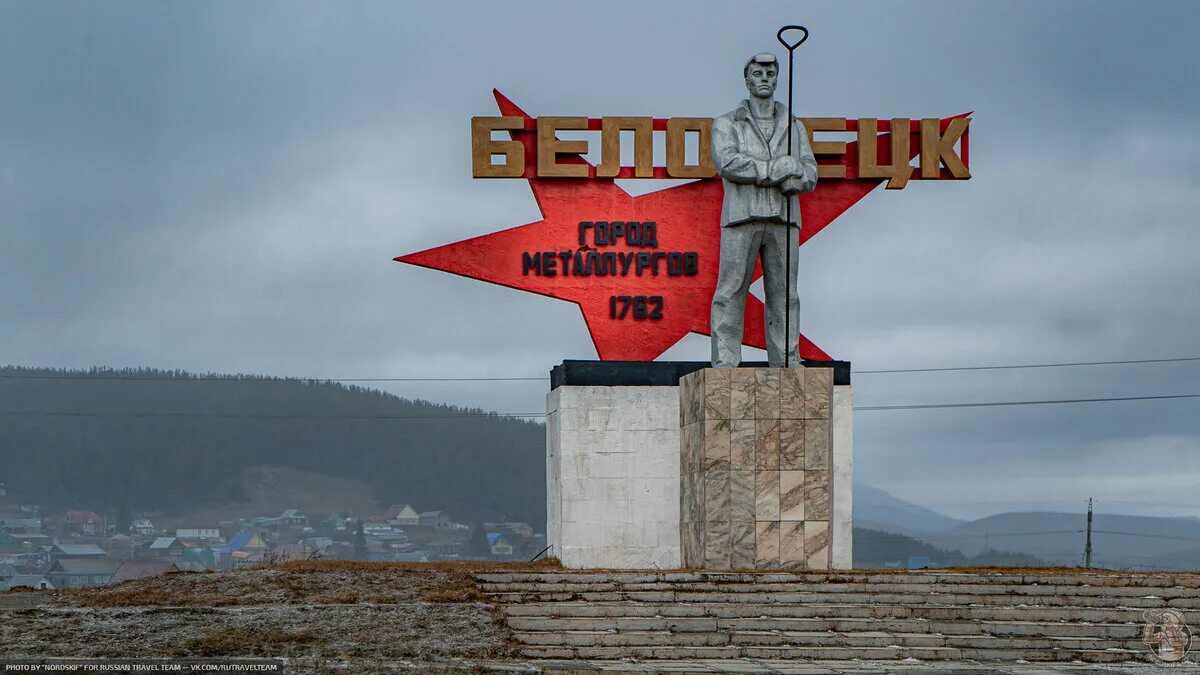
2, 0, 1198, 521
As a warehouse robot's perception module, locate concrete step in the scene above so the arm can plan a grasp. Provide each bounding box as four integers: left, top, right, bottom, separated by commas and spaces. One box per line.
479, 579, 1200, 599
484, 590, 1199, 608
499, 600, 1152, 623
514, 644, 1147, 663
506, 614, 1143, 639
484, 572, 1182, 664
511, 629, 1140, 651
477, 571, 1200, 588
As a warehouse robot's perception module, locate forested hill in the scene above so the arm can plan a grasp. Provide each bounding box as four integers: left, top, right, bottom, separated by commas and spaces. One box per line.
0, 366, 545, 524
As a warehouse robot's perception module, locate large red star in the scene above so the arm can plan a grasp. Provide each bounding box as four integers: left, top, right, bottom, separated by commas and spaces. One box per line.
397, 90, 967, 361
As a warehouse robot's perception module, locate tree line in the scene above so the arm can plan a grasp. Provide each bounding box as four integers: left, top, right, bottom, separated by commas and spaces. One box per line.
0, 366, 545, 525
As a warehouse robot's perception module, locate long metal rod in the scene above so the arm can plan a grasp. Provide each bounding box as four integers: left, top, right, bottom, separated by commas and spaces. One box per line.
776, 25, 808, 368
784, 48, 793, 368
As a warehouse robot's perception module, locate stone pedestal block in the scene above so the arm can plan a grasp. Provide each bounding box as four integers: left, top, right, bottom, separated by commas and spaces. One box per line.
547, 384, 681, 569
680, 367, 851, 570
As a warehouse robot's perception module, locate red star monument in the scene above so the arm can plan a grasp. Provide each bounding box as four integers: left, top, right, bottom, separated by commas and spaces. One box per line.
396, 90, 968, 361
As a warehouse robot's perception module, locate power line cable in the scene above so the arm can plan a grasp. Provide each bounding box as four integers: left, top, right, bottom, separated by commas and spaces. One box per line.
0, 409, 547, 420
856, 393, 1200, 411
853, 356, 1200, 374
1091, 530, 1200, 543
2, 355, 1198, 382
0, 392, 1195, 420
0, 373, 545, 382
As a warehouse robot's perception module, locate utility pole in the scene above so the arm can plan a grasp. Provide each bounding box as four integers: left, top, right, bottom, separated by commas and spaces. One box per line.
1084, 498, 1093, 569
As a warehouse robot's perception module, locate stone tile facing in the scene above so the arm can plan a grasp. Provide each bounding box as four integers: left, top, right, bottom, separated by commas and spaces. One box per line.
754, 471, 779, 521
680, 370, 703, 426
680, 521, 700, 565
703, 460, 730, 523
779, 470, 805, 521
805, 367, 832, 420
805, 520, 830, 571
730, 469, 755, 522
804, 469, 831, 521
804, 419, 829, 471
779, 368, 804, 419
753, 419, 780, 471
680, 366, 838, 570
703, 367, 731, 421
779, 419, 804, 470
704, 520, 731, 568
754, 521, 780, 568
730, 521, 755, 569
730, 369, 756, 420
780, 521, 805, 570
754, 369, 780, 420
730, 420, 756, 469
679, 464, 696, 525
703, 419, 731, 463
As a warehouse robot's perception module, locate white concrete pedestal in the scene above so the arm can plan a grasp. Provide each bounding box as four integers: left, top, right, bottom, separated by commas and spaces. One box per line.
546, 385, 681, 569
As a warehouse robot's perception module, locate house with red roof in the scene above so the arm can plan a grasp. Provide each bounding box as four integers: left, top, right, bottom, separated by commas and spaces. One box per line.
63, 510, 104, 536
109, 561, 179, 585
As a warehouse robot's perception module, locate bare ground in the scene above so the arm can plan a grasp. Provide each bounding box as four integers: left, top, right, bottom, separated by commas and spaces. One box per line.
1, 560, 559, 672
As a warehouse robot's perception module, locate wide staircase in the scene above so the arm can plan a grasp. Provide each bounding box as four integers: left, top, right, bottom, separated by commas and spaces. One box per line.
477, 570, 1200, 664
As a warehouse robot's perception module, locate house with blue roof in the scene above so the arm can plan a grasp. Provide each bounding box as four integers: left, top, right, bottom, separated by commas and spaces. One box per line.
216, 531, 268, 558
487, 532, 513, 557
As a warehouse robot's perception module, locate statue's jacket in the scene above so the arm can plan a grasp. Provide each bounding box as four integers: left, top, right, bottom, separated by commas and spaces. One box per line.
711, 100, 818, 228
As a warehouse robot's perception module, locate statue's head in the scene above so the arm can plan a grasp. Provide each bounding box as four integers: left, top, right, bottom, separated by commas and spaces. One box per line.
744, 52, 779, 101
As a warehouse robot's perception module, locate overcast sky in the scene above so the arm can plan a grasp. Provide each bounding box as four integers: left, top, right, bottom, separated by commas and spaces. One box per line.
2, 1, 1198, 521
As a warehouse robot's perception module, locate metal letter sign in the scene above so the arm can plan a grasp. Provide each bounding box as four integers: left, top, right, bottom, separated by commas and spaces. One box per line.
396, 89, 971, 361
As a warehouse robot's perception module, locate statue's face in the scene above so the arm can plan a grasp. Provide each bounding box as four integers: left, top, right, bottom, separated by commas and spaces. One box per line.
744, 61, 778, 100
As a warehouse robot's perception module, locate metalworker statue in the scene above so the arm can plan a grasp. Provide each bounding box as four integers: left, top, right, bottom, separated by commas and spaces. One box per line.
710, 52, 817, 368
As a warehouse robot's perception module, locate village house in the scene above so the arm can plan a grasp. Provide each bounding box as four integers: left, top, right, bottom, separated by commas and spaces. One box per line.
324, 514, 353, 532
49, 543, 106, 560
47, 558, 119, 588
0, 529, 51, 551
382, 504, 420, 526
147, 537, 185, 560
487, 532, 514, 557
418, 511, 455, 530
1, 574, 54, 591
268, 542, 316, 562
216, 531, 268, 561
0, 517, 43, 535
278, 509, 308, 527
62, 510, 104, 536
426, 530, 470, 559
105, 534, 135, 561
174, 526, 221, 541
503, 522, 535, 538
109, 561, 179, 585
131, 518, 156, 536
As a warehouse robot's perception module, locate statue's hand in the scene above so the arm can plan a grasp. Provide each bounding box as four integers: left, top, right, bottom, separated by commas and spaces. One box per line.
768, 156, 800, 183
780, 176, 806, 195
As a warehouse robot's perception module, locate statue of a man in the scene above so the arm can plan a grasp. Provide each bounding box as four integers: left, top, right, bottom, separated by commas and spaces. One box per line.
710, 52, 818, 368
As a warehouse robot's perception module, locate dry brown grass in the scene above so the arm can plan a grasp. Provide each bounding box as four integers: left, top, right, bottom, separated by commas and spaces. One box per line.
269, 558, 562, 574
61, 558, 561, 609
183, 627, 317, 657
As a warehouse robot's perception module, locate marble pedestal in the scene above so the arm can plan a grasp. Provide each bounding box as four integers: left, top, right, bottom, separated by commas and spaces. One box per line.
546, 360, 851, 570
679, 367, 853, 570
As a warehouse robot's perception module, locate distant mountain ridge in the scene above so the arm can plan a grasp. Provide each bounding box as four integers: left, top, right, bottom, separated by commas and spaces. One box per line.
855, 483, 1200, 570
930, 511, 1200, 569
853, 483, 965, 535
